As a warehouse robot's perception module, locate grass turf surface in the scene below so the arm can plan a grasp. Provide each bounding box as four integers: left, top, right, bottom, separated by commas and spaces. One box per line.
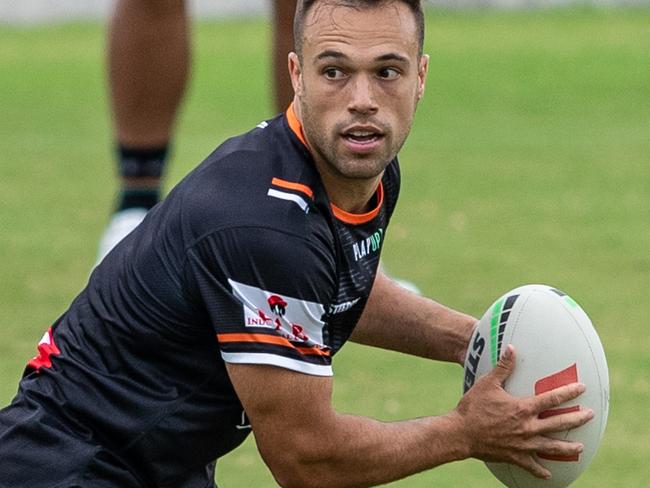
1, 7, 649, 487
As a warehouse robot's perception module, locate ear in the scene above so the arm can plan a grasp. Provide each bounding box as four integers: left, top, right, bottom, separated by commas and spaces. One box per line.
416, 54, 429, 100
288, 52, 303, 97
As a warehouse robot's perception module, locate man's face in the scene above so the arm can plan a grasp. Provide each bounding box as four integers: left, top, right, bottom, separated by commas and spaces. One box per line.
290, 1, 428, 182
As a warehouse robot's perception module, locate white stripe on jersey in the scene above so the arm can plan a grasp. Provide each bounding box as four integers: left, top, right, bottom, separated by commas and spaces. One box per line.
267, 188, 309, 213
221, 352, 333, 377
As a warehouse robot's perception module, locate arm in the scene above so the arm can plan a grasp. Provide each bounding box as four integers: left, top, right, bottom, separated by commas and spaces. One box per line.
228, 362, 466, 488
351, 270, 477, 365
226, 346, 593, 488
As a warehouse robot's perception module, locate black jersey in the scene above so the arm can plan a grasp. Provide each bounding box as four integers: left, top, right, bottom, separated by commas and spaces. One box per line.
1, 105, 400, 487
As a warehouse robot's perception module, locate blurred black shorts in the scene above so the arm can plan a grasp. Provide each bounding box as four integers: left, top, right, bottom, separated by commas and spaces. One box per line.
0, 392, 150, 488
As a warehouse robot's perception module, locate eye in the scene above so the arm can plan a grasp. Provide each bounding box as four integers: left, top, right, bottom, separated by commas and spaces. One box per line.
378, 67, 400, 80
323, 67, 347, 80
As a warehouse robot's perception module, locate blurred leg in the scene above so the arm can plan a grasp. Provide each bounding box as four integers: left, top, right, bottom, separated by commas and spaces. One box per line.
98, 0, 189, 262
109, 0, 189, 148
272, 0, 297, 113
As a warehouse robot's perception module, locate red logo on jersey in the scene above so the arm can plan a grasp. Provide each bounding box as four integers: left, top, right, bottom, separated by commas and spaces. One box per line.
258, 309, 270, 322
27, 327, 61, 372
268, 295, 288, 316
291, 324, 309, 341
246, 309, 274, 326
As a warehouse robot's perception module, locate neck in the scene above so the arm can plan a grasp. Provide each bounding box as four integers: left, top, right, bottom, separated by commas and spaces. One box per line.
315, 161, 383, 214
292, 100, 383, 214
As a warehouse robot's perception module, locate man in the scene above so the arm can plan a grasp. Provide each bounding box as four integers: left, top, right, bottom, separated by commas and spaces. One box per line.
97, 0, 297, 261
0, 1, 591, 487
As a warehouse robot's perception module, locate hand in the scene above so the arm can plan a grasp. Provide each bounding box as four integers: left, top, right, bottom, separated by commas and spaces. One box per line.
454, 345, 594, 479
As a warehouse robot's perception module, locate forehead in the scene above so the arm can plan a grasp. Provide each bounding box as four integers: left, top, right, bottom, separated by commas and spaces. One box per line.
302, 2, 419, 60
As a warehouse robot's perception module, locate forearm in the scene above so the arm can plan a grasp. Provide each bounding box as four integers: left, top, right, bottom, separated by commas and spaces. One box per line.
258, 409, 469, 488
352, 271, 477, 365
228, 363, 470, 488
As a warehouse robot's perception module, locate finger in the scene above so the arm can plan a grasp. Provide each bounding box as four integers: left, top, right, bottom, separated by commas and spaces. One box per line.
533, 382, 586, 412
536, 407, 594, 434
511, 453, 552, 480
489, 344, 516, 385
534, 436, 585, 459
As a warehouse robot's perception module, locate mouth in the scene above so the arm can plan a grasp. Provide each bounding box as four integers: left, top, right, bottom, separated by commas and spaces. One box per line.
341, 126, 385, 152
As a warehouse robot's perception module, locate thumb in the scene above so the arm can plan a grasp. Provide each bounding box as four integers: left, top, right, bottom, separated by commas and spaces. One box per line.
490, 344, 516, 385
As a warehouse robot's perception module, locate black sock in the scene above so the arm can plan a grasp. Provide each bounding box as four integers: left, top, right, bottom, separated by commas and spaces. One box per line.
116, 144, 169, 212
117, 188, 161, 212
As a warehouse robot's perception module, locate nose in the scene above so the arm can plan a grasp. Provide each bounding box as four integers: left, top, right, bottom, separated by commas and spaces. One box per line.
347, 74, 378, 116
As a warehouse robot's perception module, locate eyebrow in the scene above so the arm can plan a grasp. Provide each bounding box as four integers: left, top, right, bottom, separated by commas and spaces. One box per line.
375, 53, 410, 64
315, 50, 348, 62
314, 50, 409, 64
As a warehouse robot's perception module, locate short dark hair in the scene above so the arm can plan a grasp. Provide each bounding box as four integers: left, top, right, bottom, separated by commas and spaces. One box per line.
293, 0, 425, 59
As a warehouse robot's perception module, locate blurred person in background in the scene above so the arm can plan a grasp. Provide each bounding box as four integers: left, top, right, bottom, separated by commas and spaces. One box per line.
97, 0, 297, 260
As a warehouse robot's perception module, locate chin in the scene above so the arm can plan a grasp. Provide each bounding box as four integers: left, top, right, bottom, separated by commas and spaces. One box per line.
335, 159, 390, 180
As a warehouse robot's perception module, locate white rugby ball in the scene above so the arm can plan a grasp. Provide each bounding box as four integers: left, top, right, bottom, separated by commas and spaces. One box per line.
463, 284, 609, 488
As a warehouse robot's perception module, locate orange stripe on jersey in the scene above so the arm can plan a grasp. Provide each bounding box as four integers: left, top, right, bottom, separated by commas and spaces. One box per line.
286, 103, 309, 149
271, 177, 314, 198
217, 333, 331, 357
331, 182, 384, 225
295, 345, 331, 357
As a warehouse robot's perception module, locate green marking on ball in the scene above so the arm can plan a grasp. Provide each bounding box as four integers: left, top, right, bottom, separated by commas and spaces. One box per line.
490, 298, 504, 366
565, 296, 579, 308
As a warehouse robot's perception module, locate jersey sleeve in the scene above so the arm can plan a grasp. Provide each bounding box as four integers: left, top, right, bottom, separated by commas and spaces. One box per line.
185, 226, 336, 377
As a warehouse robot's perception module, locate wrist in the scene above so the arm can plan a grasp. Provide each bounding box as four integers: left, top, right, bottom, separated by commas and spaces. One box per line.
421, 412, 473, 466
455, 317, 479, 366
443, 410, 473, 462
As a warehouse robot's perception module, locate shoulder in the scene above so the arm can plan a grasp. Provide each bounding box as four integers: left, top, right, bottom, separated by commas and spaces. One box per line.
170, 116, 326, 246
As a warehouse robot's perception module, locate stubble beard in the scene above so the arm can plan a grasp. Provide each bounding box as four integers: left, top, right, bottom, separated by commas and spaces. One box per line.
300, 101, 408, 181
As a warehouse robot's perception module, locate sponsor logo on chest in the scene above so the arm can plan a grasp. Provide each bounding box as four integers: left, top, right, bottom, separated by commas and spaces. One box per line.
352, 228, 383, 262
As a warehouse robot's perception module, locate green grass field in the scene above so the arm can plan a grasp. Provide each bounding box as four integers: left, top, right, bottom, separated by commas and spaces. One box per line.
1, 7, 649, 487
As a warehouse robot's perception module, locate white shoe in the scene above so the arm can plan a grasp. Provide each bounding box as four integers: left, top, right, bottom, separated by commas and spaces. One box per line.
96, 208, 148, 264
